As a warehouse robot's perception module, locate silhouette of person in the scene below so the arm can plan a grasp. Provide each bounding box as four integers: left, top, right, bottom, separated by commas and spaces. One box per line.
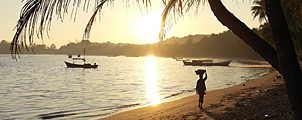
195, 69, 207, 110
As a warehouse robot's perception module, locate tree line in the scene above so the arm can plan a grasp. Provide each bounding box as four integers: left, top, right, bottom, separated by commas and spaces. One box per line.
1, 30, 263, 60
9, 0, 302, 119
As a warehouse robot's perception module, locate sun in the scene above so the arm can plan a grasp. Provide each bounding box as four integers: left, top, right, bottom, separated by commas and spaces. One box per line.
136, 13, 162, 43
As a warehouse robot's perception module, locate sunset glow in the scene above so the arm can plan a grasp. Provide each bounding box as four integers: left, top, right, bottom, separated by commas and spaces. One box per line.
144, 56, 161, 105
0, 1, 261, 47
136, 13, 162, 44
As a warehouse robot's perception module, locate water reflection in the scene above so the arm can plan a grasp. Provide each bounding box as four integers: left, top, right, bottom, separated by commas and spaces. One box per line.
144, 56, 161, 105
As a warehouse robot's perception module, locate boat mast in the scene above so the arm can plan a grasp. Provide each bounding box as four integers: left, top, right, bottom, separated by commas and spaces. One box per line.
83, 39, 87, 63
84, 48, 86, 62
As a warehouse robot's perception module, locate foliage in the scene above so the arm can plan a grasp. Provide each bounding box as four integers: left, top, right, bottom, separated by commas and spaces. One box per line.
251, 0, 267, 23
2, 31, 262, 59
251, 0, 302, 61
10, 0, 117, 58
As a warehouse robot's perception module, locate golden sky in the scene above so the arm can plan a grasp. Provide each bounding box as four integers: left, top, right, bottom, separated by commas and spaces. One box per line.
0, 0, 260, 47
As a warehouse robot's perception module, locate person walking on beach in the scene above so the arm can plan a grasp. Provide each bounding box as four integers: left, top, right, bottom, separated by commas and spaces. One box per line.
195, 69, 207, 110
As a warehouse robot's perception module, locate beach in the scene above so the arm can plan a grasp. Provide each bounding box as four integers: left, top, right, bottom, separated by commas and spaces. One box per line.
100, 70, 293, 120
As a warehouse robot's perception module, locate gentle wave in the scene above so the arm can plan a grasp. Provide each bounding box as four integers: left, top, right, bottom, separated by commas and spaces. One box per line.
0, 54, 273, 120
36, 89, 197, 119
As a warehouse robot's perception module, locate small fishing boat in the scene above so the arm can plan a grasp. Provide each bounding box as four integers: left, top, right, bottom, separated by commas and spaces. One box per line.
64, 42, 99, 68
172, 57, 184, 61
183, 59, 231, 66
64, 60, 98, 68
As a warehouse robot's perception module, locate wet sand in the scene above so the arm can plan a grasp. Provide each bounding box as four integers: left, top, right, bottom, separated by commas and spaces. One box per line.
100, 70, 292, 120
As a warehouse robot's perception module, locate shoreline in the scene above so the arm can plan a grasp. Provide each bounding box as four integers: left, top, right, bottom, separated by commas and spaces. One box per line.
100, 70, 292, 120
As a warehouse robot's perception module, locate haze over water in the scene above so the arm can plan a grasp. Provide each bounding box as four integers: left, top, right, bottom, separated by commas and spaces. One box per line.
0, 54, 273, 119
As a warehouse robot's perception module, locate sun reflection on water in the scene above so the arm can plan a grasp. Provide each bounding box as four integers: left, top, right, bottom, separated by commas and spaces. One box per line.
144, 56, 161, 105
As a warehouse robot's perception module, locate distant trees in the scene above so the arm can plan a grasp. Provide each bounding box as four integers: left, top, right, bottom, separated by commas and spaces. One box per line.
0, 40, 10, 54
48, 44, 57, 50
1, 32, 262, 59
0, 40, 58, 54
159, 0, 301, 118
9, 0, 302, 118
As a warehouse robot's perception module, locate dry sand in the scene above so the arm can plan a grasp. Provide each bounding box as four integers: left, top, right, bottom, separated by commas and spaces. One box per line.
100, 71, 293, 120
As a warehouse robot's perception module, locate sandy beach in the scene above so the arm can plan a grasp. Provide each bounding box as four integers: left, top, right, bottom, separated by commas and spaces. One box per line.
100, 70, 293, 120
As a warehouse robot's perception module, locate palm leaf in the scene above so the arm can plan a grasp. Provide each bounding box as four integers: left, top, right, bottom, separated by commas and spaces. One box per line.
83, 0, 109, 40
11, 0, 202, 58
250, 0, 267, 23
11, 0, 92, 58
159, 0, 202, 43
11, 0, 153, 58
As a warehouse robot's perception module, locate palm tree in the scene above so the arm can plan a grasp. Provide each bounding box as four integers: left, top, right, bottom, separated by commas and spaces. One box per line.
161, 0, 301, 118
10, 0, 114, 58
251, 0, 268, 23
252, 0, 302, 60
199, 0, 302, 118
264, 0, 302, 118
10, 0, 302, 119
281, 0, 302, 54
159, 0, 281, 72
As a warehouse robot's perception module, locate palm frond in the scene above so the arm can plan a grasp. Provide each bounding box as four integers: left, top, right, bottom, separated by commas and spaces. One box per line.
11, 0, 204, 58
159, 0, 203, 43
83, 0, 110, 40
11, 0, 91, 59
12, 0, 152, 58
250, 0, 267, 23
83, 0, 154, 40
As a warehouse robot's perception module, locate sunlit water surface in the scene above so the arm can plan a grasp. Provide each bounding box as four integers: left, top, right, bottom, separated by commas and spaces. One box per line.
0, 54, 274, 120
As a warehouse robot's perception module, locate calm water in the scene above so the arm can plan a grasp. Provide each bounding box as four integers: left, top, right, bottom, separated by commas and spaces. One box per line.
0, 54, 274, 120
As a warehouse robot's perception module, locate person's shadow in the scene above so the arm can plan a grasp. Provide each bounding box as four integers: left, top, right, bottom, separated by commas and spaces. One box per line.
200, 108, 217, 120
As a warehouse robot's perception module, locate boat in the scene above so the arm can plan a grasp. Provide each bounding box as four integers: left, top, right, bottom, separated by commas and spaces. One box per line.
65, 56, 98, 68
172, 57, 184, 61
64, 61, 98, 68
64, 42, 99, 68
183, 59, 231, 66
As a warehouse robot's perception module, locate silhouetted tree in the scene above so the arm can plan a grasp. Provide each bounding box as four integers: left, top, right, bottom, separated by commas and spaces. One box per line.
265, 0, 302, 118
251, 0, 268, 23
10, 0, 302, 119
49, 44, 57, 50
159, 0, 301, 119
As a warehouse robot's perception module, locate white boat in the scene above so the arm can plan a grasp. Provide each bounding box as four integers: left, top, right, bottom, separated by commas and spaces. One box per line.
183, 59, 231, 66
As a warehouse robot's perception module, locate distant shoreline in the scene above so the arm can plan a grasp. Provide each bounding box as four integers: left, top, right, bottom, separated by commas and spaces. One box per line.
1, 53, 265, 61
1, 31, 265, 60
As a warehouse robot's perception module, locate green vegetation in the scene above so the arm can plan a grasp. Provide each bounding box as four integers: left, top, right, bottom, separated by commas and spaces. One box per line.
251, 0, 302, 60
1, 30, 262, 59
9, 0, 302, 119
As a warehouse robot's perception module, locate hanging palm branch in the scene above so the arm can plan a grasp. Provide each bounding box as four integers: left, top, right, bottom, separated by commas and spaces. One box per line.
11, 0, 156, 59
12, 0, 201, 58
158, 0, 203, 43
250, 0, 267, 23
11, 0, 93, 58
10, 0, 117, 59
83, 0, 110, 40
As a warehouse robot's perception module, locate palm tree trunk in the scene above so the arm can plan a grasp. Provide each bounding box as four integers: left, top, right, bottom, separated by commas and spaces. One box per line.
264, 0, 302, 119
207, 0, 281, 73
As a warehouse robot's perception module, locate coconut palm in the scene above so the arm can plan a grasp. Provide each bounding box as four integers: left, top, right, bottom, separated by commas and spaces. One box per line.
11, 0, 302, 119
264, 0, 302, 118
159, 0, 302, 118
282, 0, 302, 54
251, 0, 268, 23
10, 0, 115, 58
159, 0, 281, 71
252, 0, 302, 59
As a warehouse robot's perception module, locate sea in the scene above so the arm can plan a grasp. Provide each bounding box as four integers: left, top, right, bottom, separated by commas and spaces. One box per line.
0, 54, 274, 120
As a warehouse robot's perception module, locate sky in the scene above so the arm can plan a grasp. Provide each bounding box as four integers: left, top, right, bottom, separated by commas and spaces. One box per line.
0, 0, 261, 47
